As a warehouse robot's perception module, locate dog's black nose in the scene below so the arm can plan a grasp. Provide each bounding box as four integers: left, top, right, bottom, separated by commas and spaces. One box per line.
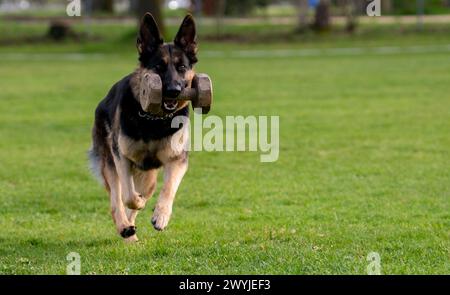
164, 85, 181, 99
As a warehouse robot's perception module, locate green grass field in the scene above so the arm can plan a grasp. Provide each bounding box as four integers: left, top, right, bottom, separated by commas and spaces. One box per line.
0, 21, 449, 274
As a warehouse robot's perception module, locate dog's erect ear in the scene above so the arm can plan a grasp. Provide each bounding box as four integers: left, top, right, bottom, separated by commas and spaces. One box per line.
174, 14, 198, 64
137, 13, 163, 56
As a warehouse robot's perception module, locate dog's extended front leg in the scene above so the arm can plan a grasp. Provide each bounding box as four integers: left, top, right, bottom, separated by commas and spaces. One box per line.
151, 156, 188, 231
113, 154, 146, 210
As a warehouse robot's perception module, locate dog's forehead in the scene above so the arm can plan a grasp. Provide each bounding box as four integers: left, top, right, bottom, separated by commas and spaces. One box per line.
156, 45, 169, 63
161, 43, 187, 64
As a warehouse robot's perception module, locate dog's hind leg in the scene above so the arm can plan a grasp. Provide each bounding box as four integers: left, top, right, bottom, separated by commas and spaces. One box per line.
103, 163, 137, 241
126, 169, 158, 226
151, 156, 188, 231
113, 155, 147, 211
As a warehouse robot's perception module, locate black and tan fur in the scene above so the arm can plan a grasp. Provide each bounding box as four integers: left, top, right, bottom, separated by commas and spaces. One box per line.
89, 13, 198, 241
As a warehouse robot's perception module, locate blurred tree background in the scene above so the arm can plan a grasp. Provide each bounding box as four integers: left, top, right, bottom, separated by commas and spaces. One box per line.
1, 0, 450, 42
91, 0, 114, 13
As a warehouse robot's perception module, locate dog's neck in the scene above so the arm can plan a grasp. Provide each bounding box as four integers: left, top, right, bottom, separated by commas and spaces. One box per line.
137, 110, 175, 120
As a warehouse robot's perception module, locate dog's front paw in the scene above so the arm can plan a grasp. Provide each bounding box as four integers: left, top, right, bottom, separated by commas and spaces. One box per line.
151, 206, 172, 231
125, 191, 146, 210
120, 225, 137, 238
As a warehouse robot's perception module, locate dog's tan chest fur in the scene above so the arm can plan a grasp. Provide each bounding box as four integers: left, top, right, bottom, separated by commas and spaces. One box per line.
118, 124, 189, 166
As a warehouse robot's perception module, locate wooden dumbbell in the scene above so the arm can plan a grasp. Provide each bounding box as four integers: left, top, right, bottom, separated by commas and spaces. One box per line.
139, 72, 213, 115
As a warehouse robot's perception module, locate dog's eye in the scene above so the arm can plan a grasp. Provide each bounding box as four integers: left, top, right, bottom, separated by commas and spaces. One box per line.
178, 65, 187, 72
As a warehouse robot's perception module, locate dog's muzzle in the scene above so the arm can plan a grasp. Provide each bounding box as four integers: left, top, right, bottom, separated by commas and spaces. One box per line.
163, 99, 178, 112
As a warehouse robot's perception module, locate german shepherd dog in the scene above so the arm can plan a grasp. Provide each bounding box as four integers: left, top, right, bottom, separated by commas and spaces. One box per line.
89, 13, 197, 242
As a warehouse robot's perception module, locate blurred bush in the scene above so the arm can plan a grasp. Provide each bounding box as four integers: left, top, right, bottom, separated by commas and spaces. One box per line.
224, 0, 270, 16
392, 0, 450, 15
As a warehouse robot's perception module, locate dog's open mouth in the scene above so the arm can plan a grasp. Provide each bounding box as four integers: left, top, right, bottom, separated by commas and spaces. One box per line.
163, 99, 178, 112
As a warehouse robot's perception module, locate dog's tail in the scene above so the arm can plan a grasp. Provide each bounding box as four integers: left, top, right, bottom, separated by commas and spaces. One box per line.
88, 145, 105, 187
